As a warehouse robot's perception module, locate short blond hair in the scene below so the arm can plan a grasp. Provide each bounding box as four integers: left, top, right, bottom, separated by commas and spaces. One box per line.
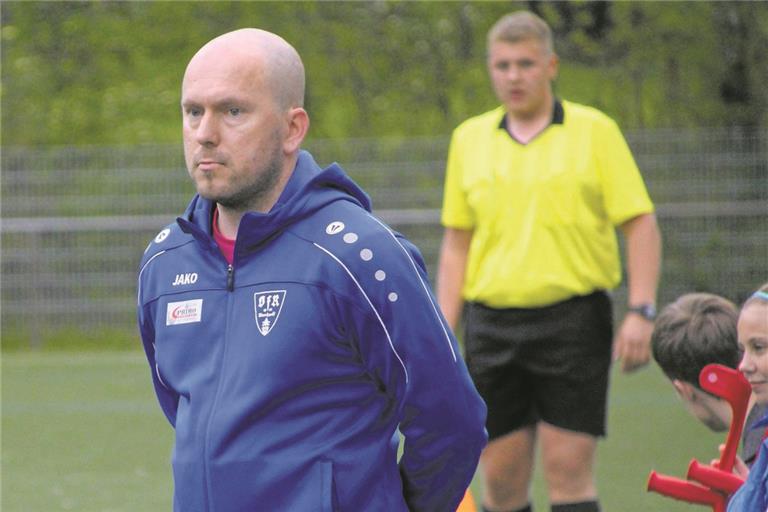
487, 11, 554, 55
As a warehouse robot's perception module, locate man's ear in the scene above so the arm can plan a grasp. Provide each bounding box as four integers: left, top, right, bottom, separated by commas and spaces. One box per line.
672, 379, 696, 402
283, 107, 309, 155
548, 52, 559, 81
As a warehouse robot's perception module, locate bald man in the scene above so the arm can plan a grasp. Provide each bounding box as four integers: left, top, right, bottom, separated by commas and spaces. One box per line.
137, 29, 487, 512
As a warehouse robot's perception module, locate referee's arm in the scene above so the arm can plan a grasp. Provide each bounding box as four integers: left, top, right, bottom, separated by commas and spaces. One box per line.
614, 212, 662, 372
436, 227, 473, 331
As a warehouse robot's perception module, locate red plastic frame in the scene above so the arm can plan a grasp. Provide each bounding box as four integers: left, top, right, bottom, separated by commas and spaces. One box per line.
646, 364, 750, 510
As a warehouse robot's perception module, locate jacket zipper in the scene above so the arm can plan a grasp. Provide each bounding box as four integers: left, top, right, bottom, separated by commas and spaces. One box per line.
203, 263, 235, 510
226, 264, 234, 291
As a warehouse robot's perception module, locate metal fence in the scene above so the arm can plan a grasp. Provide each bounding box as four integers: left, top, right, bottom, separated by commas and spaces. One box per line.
2, 128, 767, 347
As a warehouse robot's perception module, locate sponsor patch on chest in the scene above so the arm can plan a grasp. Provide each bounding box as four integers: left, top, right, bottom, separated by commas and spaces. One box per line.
254, 290, 286, 336
166, 299, 203, 326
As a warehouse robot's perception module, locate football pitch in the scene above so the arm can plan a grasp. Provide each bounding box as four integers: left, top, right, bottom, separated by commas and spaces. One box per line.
3, 351, 723, 511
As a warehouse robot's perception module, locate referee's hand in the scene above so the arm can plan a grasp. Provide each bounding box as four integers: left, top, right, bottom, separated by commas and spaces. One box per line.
612, 314, 653, 372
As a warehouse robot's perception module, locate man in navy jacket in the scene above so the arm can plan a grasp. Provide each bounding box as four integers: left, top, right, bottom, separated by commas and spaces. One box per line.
137, 28, 487, 512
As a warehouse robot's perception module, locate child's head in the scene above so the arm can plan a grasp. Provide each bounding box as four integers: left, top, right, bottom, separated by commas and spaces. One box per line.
738, 283, 768, 404
651, 292, 739, 431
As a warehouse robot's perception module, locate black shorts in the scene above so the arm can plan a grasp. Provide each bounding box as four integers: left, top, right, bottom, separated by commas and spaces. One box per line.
464, 291, 613, 440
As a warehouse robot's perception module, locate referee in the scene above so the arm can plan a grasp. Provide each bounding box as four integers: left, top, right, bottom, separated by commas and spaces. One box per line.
436, 11, 662, 512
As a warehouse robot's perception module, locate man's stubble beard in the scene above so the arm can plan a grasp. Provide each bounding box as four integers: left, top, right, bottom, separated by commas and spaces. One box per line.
192, 131, 286, 213
216, 147, 284, 212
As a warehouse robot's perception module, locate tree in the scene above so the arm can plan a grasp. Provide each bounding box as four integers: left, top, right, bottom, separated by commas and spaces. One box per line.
1, 1, 765, 146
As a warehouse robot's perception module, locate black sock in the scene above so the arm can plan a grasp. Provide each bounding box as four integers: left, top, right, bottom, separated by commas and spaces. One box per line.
550, 500, 600, 512
482, 504, 533, 512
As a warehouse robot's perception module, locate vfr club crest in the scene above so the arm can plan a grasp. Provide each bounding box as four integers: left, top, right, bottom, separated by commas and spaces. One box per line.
253, 290, 286, 336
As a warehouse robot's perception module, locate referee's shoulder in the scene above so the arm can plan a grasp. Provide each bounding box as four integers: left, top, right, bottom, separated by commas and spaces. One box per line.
562, 100, 620, 129
452, 106, 505, 137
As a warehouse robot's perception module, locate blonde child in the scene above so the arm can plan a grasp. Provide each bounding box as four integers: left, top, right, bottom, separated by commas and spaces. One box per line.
726, 283, 768, 511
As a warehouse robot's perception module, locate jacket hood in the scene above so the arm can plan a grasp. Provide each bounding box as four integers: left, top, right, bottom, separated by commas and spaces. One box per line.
177, 150, 371, 254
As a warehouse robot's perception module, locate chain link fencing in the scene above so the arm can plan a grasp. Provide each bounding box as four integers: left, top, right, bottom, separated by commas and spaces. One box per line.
2, 129, 766, 347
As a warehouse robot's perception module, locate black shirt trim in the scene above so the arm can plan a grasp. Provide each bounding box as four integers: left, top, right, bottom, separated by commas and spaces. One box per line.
498, 99, 565, 132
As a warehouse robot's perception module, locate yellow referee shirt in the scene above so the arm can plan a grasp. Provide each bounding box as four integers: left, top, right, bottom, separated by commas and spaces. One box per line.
441, 100, 654, 308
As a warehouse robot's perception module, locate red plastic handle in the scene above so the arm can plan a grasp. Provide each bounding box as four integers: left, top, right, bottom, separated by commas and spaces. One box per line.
687, 458, 744, 495
645, 365, 749, 512
699, 364, 752, 472
647, 471, 726, 512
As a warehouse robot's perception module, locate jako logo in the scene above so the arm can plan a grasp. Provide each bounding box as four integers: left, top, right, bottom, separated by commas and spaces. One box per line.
172, 273, 198, 286
166, 299, 203, 326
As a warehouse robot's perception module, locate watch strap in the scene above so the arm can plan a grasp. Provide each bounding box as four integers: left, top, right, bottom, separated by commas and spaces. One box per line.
628, 303, 657, 321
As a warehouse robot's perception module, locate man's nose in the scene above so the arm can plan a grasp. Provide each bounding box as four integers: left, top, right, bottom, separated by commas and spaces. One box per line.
506, 64, 521, 81
195, 112, 219, 147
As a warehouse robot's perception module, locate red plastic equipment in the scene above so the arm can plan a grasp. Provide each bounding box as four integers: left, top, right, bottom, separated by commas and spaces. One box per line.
697, 364, 752, 472
687, 459, 744, 495
646, 364, 751, 510
647, 472, 726, 512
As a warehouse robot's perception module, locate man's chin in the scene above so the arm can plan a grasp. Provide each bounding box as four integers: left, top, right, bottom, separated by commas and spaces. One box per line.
705, 419, 729, 432
196, 191, 229, 207
193, 182, 225, 201
195, 188, 215, 200
199, 192, 247, 211
505, 102, 537, 119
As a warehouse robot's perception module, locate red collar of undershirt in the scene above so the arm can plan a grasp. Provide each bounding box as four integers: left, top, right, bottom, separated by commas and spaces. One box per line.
212, 207, 235, 265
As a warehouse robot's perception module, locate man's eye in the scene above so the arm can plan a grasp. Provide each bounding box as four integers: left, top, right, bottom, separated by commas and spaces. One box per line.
228, 107, 242, 116
187, 108, 202, 117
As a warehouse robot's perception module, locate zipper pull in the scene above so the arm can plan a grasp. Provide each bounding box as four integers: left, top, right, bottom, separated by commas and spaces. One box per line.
226, 264, 234, 291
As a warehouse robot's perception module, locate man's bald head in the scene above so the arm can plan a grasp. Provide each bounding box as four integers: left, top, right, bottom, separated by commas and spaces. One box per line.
180, 28, 310, 216
184, 28, 305, 111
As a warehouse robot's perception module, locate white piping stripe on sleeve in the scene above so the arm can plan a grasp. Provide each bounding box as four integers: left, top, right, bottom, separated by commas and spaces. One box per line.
313, 242, 409, 384
368, 215, 458, 362
137, 250, 166, 306
138, 252, 170, 391
152, 343, 171, 390
155, 362, 170, 390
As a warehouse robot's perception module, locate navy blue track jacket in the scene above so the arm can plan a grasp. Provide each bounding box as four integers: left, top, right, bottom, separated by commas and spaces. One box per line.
137, 151, 487, 511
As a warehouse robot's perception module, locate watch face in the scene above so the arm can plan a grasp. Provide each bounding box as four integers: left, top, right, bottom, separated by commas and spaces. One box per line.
630, 304, 656, 320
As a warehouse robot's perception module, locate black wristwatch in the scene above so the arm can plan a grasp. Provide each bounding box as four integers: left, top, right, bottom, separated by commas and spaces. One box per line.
628, 303, 657, 321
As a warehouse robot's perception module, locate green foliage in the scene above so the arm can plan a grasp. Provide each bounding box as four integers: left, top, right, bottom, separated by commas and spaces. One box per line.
2, 1, 767, 146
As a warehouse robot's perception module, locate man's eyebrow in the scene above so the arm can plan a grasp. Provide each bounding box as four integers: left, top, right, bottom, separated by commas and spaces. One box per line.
181, 98, 201, 109
181, 97, 250, 108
